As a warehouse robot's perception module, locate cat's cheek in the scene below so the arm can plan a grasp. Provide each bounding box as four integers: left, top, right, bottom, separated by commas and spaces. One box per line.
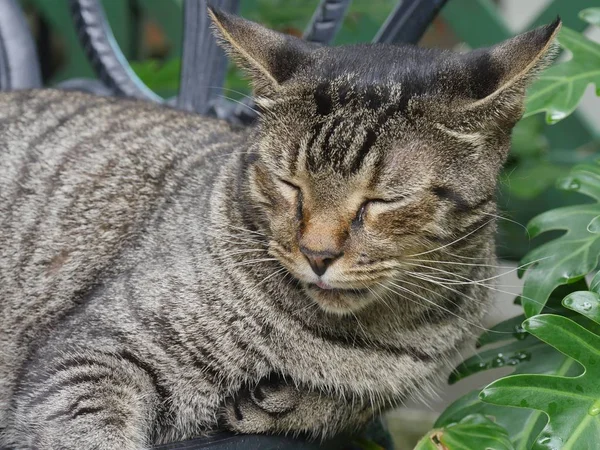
247, 165, 282, 209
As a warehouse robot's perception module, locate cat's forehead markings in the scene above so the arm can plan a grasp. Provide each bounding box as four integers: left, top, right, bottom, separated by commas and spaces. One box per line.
310, 78, 398, 115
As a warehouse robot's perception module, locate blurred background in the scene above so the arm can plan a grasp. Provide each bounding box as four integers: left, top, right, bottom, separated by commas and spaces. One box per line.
12, 0, 600, 448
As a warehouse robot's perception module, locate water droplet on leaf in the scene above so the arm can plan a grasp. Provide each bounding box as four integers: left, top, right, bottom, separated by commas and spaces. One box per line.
538, 436, 563, 450
513, 325, 528, 340
492, 356, 505, 368
549, 110, 567, 123
582, 301, 593, 311
589, 400, 600, 416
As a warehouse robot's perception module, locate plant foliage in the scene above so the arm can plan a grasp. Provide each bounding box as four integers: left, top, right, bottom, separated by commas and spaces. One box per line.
481, 273, 600, 449
524, 8, 600, 124
414, 415, 514, 450
519, 162, 600, 317
423, 11, 600, 450
436, 282, 587, 450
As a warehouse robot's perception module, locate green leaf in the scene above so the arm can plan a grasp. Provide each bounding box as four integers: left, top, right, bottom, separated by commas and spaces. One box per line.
476, 314, 530, 347
519, 163, 600, 317
450, 334, 570, 384
414, 414, 514, 450
524, 25, 600, 124
436, 391, 548, 450
444, 332, 577, 450
438, 280, 592, 448
480, 303, 600, 450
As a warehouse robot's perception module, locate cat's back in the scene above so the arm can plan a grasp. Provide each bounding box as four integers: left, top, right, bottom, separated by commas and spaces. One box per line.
0, 89, 243, 396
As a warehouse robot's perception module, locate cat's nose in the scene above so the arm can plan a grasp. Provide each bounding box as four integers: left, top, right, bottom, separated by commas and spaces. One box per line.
300, 246, 342, 276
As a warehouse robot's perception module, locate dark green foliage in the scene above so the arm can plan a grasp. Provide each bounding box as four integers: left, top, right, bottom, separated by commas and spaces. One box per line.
428, 10, 600, 450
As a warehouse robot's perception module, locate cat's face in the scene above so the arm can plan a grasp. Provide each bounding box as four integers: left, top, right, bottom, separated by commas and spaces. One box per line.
210, 8, 560, 314
248, 79, 503, 314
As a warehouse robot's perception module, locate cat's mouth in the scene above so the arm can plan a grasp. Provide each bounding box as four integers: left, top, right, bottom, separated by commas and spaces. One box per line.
309, 281, 370, 296
303, 281, 375, 315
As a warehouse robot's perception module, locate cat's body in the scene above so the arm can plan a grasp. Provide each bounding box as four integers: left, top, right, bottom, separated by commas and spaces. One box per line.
0, 89, 487, 448
0, 9, 560, 449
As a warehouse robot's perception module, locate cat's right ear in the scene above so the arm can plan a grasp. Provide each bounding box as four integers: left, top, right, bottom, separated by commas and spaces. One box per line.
208, 7, 314, 98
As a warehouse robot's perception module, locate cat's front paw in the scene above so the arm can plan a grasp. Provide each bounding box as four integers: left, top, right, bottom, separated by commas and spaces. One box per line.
223, 376, 299, 433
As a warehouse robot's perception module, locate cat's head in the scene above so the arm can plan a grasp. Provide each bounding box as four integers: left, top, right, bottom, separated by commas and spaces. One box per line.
209, 8, 560, 315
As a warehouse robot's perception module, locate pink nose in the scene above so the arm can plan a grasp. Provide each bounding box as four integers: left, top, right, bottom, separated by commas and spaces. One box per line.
300, 246, 342, 276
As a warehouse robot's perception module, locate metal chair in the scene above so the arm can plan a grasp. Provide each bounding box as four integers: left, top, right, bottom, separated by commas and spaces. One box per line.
0, 0, 448, 448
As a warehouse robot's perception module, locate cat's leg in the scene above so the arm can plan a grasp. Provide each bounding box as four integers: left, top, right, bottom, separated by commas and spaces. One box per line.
8, 347, 161, 450
222, 375, 375, 440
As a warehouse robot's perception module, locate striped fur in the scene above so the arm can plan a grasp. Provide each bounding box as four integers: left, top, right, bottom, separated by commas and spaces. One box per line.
0, 13, 560, 450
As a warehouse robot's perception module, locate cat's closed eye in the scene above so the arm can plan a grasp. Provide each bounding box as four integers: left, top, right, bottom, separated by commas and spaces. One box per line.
354, 196, 410, 225
276, 178, 301, 198
276, 178, 304, 219
276, 174, 411, 226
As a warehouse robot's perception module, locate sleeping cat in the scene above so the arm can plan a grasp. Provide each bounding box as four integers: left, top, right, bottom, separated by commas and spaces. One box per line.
0, 8, 560, 449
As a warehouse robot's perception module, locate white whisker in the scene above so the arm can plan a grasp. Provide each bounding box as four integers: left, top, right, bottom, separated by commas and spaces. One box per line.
223, 224, 268, 237
480, 211, 530, 240
226, 258, 279, 268
215, 248, 269, 259
389, 279, 464, 313
404, 258, 503, 269
377, 282, 510, 335
406, 271, 554, 312
362, 282, 395, 314
408, 219, 494, 257
404, 256, 548, 285
217, 95, 262, 116
254, 266, 288, 289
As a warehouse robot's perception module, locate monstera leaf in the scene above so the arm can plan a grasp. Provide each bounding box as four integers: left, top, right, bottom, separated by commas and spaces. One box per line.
518, 162, 600, 317
436, 282, 591, 449
479, 273, 600, 449
414, 415, 514, 450
524, 9, 600, 123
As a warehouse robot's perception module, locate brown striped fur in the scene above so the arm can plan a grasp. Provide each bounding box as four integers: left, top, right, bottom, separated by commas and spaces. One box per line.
0, 10, 560, 449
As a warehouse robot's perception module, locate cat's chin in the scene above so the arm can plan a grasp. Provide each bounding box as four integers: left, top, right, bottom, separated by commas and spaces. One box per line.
303, 283, 375, 316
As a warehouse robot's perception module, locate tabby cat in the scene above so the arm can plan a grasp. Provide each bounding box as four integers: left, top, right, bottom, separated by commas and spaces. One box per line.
0, 8, 560, 449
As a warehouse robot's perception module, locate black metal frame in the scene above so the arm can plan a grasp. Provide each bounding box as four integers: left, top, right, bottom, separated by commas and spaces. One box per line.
0, 0, 449, 448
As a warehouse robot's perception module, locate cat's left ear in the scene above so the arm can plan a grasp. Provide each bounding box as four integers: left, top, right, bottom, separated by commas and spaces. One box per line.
208, 7, 315, 98
460, 18, 561, 123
